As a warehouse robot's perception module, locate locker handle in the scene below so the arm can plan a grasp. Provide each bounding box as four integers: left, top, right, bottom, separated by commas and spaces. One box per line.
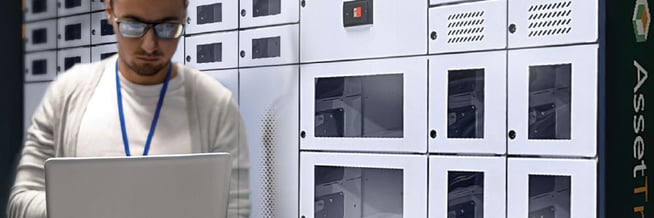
509, 24, 517, 34
508, 130, 516, 140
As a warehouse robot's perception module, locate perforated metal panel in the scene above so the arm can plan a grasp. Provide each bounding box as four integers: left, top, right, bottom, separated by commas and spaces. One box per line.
57, 14, 92, 49
57, 47, 90, 74
239, 0, 299, 28
187, 0, 238, 34
508, 0, 598, 48
185, 31, 238, 70
25, 51, 57, 82
239, 24, 298, 67
25, 0, 57, 21
91, 11, 116, 45
25, 20, 58, 52
429, 0, 506, 54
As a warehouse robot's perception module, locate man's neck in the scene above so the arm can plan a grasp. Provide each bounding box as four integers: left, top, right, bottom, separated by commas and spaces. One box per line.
118, 60, 178, 85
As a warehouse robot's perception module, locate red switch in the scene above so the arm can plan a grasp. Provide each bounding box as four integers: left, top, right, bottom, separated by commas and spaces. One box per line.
353, 6, 362, 18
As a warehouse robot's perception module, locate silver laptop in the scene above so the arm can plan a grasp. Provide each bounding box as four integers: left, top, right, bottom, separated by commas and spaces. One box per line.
45, 153, 232, 218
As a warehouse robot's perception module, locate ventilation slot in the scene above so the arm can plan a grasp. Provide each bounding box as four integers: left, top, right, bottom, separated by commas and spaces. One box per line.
527, 1, 573, 37
259, 107, 278, 218
447, 11, 486, 44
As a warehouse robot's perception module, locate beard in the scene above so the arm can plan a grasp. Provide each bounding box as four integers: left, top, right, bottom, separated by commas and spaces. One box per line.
123, 51, 168, 77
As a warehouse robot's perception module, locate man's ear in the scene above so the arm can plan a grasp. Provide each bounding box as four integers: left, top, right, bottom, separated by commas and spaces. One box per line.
105, 3, 114, 26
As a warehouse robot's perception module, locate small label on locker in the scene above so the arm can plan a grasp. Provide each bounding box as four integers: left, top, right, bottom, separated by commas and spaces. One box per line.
65, 0, 82, 9
528, 175, 570, 218
100, 52, 116, 60
197, 43, 222, 63
101, 19, 115, 36
32, 28, 48, 44
32, 0, 47, 13
253, 0, 281, 17
252, 36, 280, 59
528, 64, 571, 140
65, 23, 82, 41
64, 56, 81, 71
343, 0, 373, 27
32, 59, 48, 75
197, 3, 222, 25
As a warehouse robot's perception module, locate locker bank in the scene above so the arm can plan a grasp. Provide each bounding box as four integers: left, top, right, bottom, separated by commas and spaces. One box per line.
14, 0, 654, 218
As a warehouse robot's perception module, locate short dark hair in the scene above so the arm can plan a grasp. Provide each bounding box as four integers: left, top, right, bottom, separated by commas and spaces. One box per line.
110, 0, 188, 9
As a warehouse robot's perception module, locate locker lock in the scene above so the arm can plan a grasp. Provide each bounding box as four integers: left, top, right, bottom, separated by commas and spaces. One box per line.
509, 24, 517, 34
240, 50, 246, 58
91, 29, 96, 36
186, 55, 191, 62
186, 17, 191, 24
430, 31, 438, 40
300, 131, 306, 138
508, 130, 516, 140
301, 0, 306, 7
241, 9, 246, 17
430, 130, 437, 139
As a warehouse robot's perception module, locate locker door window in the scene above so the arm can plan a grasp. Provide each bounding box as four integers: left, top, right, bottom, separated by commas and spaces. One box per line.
33, 0, 47, 13
65, 23, 82, 41
197, 43, 222, 63
64, 56, 81, 71
253, 0, 281, 17
448, 69, 484, 139
528, 64, 571, 140
314, 74, 403, 138
101, 52, 117, 60
65, 0, 82, 9
32, 28, 48, 44
101, 18, 114, 36
32, 59, 48, 75
528, 175, 571, 218
448, 171, 484, 218
252, 36, 280, 59
314, 166, 403, 217
197, 3, 222, 24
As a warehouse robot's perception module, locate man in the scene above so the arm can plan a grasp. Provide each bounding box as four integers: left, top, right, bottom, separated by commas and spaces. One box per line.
7, 0, 250, 217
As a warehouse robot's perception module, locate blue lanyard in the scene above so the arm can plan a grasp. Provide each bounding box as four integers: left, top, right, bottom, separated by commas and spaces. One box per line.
115, 60, 172, 156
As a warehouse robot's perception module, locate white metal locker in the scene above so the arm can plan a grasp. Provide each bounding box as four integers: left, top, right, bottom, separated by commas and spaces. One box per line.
300, 0, 427, 62
91, 0, 107, 11
239, 0, 299, 28
171, 36, 185, 65
300, 57, 428, 153
57, 47, 90, 74
91, 11, 116, 45
428, 0, 507, 54
24, 82, 51, 137
429, 51, 506, 154
91, 43, 118, 62
25, 20, 58, 52
57, 14, 91, 49
239, 24, 298, 67
24, 0, 57, 22
57, 0, 91, 16
184, 31, 238, 70
25, 51, 57, 82
429, 155, 506, 218
204, 69, 239, 101
508, 0, 598, 48
507, 158, 597, 218
507, 44, 597, 157
241, 65, 298, 218
186, 0, 238, 34
300, 152, 428, 218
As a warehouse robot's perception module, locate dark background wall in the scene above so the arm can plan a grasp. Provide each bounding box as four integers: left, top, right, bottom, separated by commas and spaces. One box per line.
0, 0, 24, 217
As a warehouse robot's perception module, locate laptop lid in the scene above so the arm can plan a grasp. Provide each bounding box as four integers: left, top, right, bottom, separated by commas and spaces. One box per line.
45, 153, 232, 218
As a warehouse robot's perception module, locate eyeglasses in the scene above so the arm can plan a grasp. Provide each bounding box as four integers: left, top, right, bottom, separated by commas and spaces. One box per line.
113, 17, 184, 39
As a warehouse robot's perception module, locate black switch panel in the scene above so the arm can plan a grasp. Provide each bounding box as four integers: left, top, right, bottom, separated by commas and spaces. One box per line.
252, 36, 280, 59
32, 28, 48, 44
100, 52, 116, 60
32, 0, 47, 13
32, 59, 48, 75
64, 56, 81, 71
197, 43, 223, 63
197, 3, 222, 25
343, 0, 373, 27
100, 19, 114, 36
65, 0, 81, 9
253, 0, 281, 17
65, 23, 82, 41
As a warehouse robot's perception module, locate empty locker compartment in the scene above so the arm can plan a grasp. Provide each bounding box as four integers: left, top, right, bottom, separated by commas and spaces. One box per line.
91, 43, 118, 62
204, 69, 239, 101
508, 0, 598, 48
300, 0, 427, 63
239, 0, 298, 28
300, 57, 427, 153
507, 44, 597, 157
300, 152, 427, 218
429, 51, 506, 154
57, 0, 91, 16
24, 82, 51, 137
57, 47, 90, 74
507, 158, 596, 218
25, 20, 58, 52
24, 0, 57, 21
57, 14, 91, 49
171, 36, 185, 65
91, 11, 116, 45
428, 0, 506, 54
241, 65, 298, 218
186, 0, 238, 34
185, 31, 237, 70
25, 51, 57, 82
429, 156, 506, 218
239, 24, 298, 67
91, 0, 106, 11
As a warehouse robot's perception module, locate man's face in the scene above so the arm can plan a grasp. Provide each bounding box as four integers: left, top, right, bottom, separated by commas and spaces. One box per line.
106, 0, 185, 77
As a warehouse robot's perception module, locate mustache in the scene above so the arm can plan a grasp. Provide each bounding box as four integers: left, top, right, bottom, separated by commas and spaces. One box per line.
136, 50, 164, 57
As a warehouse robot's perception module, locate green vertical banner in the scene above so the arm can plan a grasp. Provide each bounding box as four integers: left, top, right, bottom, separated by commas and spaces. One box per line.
605, 0, 653, 217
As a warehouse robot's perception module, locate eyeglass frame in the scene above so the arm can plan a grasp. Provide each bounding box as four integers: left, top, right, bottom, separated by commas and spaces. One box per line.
111, 15, 185, 39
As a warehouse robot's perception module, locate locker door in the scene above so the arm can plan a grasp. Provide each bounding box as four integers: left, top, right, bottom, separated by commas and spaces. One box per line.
241, 65, 298, 218
25, 20, 58, 52
186, 0, 238, 34
300, 152, 428, 218
25, 51, 57, 82
507, 158, 597, 218
185, 31, 238, 70
171, 36, 185, 65
204, 69, 239, 101
238, 24, 298, 67
57, 0, 91, 16
25, 0, 57, 21
91, 43, 118, 62
239, 0, 298, 28
91, 0, 107, 11
24, 82, 51, 137
91, 11, 116, 45
507, 44, 597, 157
57, 47, 90, 74
57, 14, 91, 49
429, 51, 506, 154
